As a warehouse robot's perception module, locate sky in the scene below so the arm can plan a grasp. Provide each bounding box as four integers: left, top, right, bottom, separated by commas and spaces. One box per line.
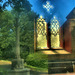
1, 0, 75, 26
28, 0, 75, 25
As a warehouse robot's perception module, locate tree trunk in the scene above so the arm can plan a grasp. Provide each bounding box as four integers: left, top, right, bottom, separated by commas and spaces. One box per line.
11, 17, 24, 70
15, 18, 20, 59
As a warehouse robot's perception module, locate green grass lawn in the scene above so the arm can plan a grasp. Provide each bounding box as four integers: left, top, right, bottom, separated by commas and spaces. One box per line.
24, 63, 48, 72
0, 60, 12, 72
0, 60, 48, 72
0, 60, 12, 65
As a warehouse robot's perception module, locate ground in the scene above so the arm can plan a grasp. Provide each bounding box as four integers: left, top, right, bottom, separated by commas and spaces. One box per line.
0, 60, 11, 65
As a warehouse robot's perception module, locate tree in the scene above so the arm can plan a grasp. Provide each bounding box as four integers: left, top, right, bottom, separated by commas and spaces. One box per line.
20, 11, 38, 53
0, 0, 3, 12
0, 9, 38, 60
3, 0, 32, 59
3, 0, 39, 69
0, 0, 39, 66
11, 10, 38, 61
0, 10, 15, 59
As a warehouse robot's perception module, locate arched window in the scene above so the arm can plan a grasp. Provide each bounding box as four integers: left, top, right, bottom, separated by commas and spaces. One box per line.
51, 16, 60, 49
37, 16, 48, 49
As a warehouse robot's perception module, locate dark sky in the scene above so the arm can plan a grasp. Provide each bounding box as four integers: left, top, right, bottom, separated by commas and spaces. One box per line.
28, 0, 75, 25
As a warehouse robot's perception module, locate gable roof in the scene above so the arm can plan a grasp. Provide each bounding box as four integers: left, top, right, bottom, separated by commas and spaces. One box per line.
66, 7, 75, 19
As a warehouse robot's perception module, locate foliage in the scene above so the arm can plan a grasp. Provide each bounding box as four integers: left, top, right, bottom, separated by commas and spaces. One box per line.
0, 11, 15, 48
0, 49, 2, 59
0, 0, 4, 12
0, 11, 15, 59
0, 10, 38, 60
24, 64, 48, 72
8, 0, 33, 59
0, 0, 38, 60
26, 52, 48, 68
20, 11, 38, 60
3, 0, 32, 12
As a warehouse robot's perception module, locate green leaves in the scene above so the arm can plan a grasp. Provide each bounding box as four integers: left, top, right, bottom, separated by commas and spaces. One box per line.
0, 0, 38, 59
26, 53, 48, 68
0, 11, 15, 48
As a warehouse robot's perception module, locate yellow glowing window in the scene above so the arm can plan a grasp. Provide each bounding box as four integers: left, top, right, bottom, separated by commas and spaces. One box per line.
37, 16, 47, 49
51, 16, 60, 48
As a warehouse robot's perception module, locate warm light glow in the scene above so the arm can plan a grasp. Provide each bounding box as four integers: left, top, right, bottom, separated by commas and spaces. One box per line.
43, 1, 53, 12
40, 15, 43, 18
51, 16, 60, 48
37, 17, 47, 49
51, 16, 59, 33
54, 16, 55, 19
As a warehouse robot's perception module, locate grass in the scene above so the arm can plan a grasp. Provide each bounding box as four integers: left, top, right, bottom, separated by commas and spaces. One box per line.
0, 60, 48, 72
24, 63, 48, 72
0, 60, 12, 75
0, 60, 12, 65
